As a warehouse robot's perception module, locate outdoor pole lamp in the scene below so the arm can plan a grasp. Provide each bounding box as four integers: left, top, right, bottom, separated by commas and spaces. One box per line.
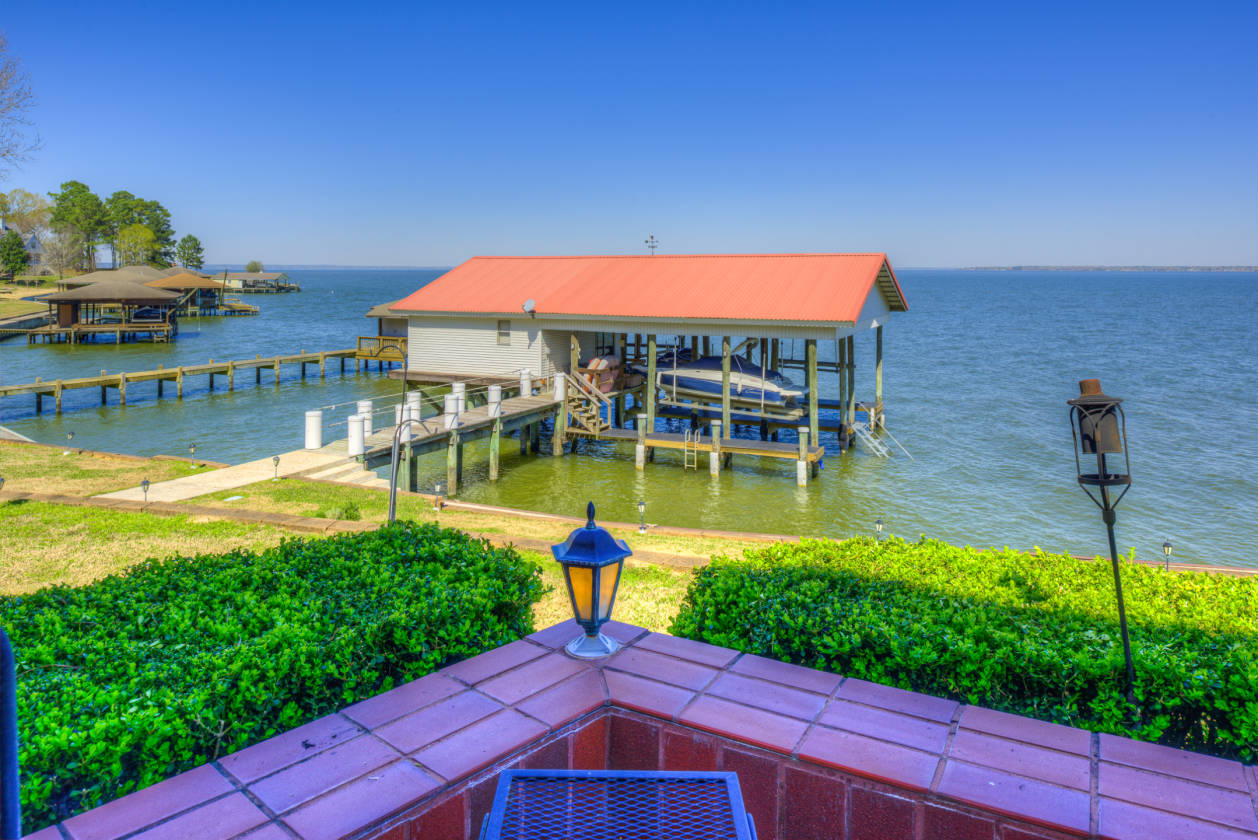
875, 517, 884, 538
434, 482, 443, 512
553, 502, 632, 659
272, 455, 281, 481
1163, 540, 1173, 571
189, 442, 196, 457
63, 431, 74, 455
0, 477, 4, 493
637, 499, 646, 534
1067, 378, 1136, 704
140, 478, 150, 502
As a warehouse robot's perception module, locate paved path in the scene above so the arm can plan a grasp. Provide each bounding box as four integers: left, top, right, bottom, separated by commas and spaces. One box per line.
98, 449, 350, 502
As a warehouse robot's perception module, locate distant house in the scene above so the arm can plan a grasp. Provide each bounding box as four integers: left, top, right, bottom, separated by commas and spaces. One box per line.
220, 271, 298, 293
0, 219, 46, 274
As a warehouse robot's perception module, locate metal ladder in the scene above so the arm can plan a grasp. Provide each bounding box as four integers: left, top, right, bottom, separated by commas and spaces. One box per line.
683, 429, 699, 469
852, 421, 892, 457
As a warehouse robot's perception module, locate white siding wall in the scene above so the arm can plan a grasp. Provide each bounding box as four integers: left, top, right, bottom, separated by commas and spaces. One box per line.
407, 317, 546, 377
540, 330, 598, 377
380, 317, 407, 337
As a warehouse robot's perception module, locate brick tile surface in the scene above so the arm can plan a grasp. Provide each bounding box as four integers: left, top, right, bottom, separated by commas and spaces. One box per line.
249, 735, 401, 814
922, 803, 996, 840
520, 737, 568, 769
999, 829, 1060, 840
634, 633, 739, 668
468, 775, 498, 837
779, 766, 844, 840
236, 825, 292, 840
341, 673, 464, 729
374, 691, 501, 754
608, 714, 661, 771
282, 760, 439, 840
477, 653, 588, 704
22, 828, 66, 840
798, 726, 939, 792
663, 727, 718, 771
516, 669, 606, 729
1098, 762, 1258, 831
730, 653, 842, 696
836, 678, 958, 723
849, 787, 915, 840
949, 729, 1090, 791
604, 670, 696, 719
219, 714, 360, 783
1097, 797, 1258, 840
818, 700, 950, 754
411, 794, 466, 840
938, 761, 1089, 835
127, 793, 268, 840
607, 646, 718, 690
602, 620, 650, 644
1098, 733, 1250, 791
525, 619, 583, 649
721, 747, 781, 840
441, 640, 546, 685
706, 672, 828, 720
572, 716, 608, 770
959, 705, 1091, 756
680, 695, 808, 755
62, 765, 234, 840
411, 709, 548, 782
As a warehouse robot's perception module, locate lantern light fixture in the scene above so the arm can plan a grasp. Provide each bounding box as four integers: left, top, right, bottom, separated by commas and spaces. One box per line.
1162, 540, 1173, 571
189, 442, 197, 456
63, 431, 75, 456
272, 455, 281, 481
637, 499, 646, 534
141, 478, 150, 502
1067, 378, 1136, 705
875, 517, 884, 538
552, 502, 632, 659
434, 482, 444, 512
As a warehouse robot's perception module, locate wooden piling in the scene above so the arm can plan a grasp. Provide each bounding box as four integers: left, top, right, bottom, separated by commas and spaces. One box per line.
447, 430, 460, 496
721, 336, 732, 437
274, 357, 281, 385
646, 334, 657, 432
489, 419, 501, 479
118, 373, 127, 405
710, 420, 722, 475
797, 427, 809, 486
55, 381, 63, 414
319, 352, 326, 378
635, 413, 647, 469
228, 361, 235, 391
806, 339, 819, 447
177, 367, 185, 398
552, 407, 565, 456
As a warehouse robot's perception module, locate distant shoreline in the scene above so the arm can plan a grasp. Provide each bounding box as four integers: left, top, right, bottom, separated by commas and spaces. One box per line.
958, 265, 1256, 272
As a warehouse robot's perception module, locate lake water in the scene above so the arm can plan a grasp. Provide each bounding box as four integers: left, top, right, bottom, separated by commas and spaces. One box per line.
2, 269, 1255, 568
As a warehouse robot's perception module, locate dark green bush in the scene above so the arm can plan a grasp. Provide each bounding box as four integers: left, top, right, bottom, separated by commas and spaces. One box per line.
671, 537, 1258, 760
2, 522, 544, 830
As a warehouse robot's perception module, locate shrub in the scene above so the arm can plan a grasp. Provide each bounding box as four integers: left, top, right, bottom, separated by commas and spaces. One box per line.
2, 522, 545, 829
671, 537, 1258, 761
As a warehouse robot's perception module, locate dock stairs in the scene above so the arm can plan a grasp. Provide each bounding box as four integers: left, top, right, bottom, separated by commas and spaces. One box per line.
302, 460, 391, 489
566, 373, 611, 436
852, 421, 892, 457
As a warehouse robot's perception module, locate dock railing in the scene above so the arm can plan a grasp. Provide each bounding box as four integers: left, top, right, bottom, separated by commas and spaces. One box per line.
356, 335, 407, 361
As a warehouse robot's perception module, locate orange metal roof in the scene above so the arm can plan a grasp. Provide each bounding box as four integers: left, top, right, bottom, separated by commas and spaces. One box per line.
391, 253, 907, 323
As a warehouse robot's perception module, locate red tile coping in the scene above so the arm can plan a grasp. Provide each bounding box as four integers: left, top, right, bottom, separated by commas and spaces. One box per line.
38, 623, 1258, 840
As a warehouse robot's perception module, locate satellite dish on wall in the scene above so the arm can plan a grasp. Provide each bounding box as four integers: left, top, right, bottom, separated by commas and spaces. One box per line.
522, 299, 536, 316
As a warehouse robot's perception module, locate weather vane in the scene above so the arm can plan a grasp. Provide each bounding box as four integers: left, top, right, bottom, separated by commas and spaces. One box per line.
644, 234, 659, 255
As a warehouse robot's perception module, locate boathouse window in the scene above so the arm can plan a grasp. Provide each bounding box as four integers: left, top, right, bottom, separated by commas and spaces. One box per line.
497, 320, 511, 345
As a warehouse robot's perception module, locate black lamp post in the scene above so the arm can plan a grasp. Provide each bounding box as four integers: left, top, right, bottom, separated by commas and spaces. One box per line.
189, 442, 197, 458
637, 499, 646, 535
0, 627, 19, 840
1162, 540, 1173, 572
875, 517, 884, 539
553, 502, 632, 659
140, 478, 150, 502
272, 455, 281, 481
1067, 378, 1136, 705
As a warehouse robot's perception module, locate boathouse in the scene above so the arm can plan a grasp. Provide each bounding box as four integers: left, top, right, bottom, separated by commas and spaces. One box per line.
34, 280, 180, 343
390, 253, 908, 454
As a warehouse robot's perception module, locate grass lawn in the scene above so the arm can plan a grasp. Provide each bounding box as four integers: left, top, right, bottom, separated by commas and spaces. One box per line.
0, 500, 289, 594
0, 442, 208, 496
0, 299, 45, 318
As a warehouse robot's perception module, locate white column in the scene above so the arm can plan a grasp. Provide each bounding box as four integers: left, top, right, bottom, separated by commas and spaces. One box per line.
553, 371, 566, 402
488, 385, 503, 418
398, 404, 411, 442
796, 426, 809, 487
406, 390, 422, 419
304, 410, 322, 450
452, 382, 466, 415
443, 394, 458, 429
519, 369, 532, 396
709, 419, 722, 476
347, 414, 365, 456
356, 399, 373, 436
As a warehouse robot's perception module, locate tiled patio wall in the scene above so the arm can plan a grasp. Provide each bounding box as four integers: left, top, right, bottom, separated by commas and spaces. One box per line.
30, 620, 1258, 840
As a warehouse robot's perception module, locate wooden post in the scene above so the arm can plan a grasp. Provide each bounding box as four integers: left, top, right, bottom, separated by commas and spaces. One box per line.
274, 357, 281, 385
520, 422, 531, 455
875, 324, 884, 428
770, 338, 779, 370
703, 336, 711, 357
645, 334, 657, 432
552, 407, 565, 456
690, 335, 699, 357
228, 361, 235, 391
806, 339, 819, 447
319, 352, 326, 378
530, 421, 541, 452
721, 336, 731, 437
255, 365, 261, 384
635, 412, 647, 469
570, 333, 579, 373
489, 419, 501, 480
797, 427, 809, 486
838, 336, 847, 428
447, 430, 460, 496
177, 367, 184, 398
846, 335, 856, 429
55, 381, 63, 414
118, 373, 127, 405
634, 333, 641, 359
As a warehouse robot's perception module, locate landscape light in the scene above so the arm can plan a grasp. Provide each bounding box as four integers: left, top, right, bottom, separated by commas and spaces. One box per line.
1067, 378, 1136, 705
272, 455, 281, 481
141, 478, 150, 502
1162, 540, 1173, 571
189, 442, 196, 456
434, 482, 443, 512
553, 502, 632, 659
0, 476, 5, 493
637, 499, 646, 534
63, 431, 75, 456
875, 517, 884, 538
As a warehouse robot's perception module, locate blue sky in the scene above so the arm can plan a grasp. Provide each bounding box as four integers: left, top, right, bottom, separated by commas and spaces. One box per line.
3, 1, 1255, 267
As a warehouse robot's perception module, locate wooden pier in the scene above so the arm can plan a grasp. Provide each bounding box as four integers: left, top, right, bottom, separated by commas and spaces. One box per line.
0, 348, 365, 415
26, 321, 176, 344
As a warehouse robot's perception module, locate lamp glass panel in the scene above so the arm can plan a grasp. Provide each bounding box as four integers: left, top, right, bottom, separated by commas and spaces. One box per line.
597, 562, 622, 621
567, 565, 594, 622
1079, 407, 1123, 455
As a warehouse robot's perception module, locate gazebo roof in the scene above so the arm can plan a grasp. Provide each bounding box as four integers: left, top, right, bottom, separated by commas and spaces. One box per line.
144, 273, 226, 290
366, 300, 404, 319
59, 267, 165, 287
43, 281, 181, 303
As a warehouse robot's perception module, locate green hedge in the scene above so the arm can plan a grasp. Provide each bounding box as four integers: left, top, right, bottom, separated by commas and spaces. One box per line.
671, 537, 1258, 760
2, 522, 544, 829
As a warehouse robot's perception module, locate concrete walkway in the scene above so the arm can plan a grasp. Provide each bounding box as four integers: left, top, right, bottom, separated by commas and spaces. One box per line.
98, 449, 351, 502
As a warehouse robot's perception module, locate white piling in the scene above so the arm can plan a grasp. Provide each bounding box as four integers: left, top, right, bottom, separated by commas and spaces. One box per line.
398, 404, 411, 443
356, 399, 373, 436
488, 385, 502, 418
443, 394, 458, 429
304, 410, 323, 450
452, 382, 467, 415
553, 371, 566, 403
796, 426, 809, 487
519, 369, 532, 396
710, 419, 723, 476
348, 414, 365, 456
406, 390, 422, 418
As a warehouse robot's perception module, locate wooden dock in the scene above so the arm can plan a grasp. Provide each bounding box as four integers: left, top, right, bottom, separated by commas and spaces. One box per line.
26, 321, 176, 344
0, 348, 363, 414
